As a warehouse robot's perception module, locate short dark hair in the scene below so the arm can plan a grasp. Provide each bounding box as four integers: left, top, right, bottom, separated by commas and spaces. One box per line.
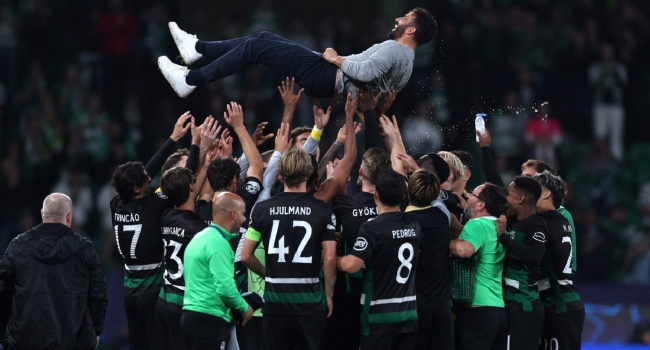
111, 161, 147, 202
408, 169, 440, 207
161, 167, 193, 207
522, 159, 556, 175
411, 7, 437, 46
478, 183, 508, 217
533, 171, 567, 209
207, 158, 241, 192
291, 126, 312, 142
261, 149, 274, 164
375, 170, 406, 207
451, 150, 473, 171
361, 148, 392, 185
417, 153, 450, 182
512, 176, 542, 206
162, 148, 190, 174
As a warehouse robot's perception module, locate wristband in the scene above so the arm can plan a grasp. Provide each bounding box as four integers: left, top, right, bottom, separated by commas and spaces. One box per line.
310, 125, 323, 140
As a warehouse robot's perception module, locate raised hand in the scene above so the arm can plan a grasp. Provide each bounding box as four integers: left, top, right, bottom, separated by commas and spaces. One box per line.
220, 128, 233, 158
206, 140, 221, 163
224, 102, 245, 129
171, 111, 192, 141
344, 93, 359, 119
278, 77, 304, 110
336, 122, 362, 143
199, 116, 222, 152
358, 90, 382, 112
252, 122, 274, 146
396, 153, 420, 173
312, 99, 332, 130
274, 123, 291, 154
190, 117, 201, 145
375, 90, 397, 116
477, 127, 492, 148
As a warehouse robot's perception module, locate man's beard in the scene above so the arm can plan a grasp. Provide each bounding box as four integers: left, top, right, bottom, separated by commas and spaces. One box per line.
464, 206, 474, 220
388, 24, 407, 40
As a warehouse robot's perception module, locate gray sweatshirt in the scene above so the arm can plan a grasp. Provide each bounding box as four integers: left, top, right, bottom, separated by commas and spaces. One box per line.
337, 40, 414, 98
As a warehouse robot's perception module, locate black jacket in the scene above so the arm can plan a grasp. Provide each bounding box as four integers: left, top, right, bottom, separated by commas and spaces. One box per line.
0, 223, 108, 350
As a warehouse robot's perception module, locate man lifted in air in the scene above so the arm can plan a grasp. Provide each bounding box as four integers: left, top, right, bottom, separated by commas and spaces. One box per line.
158, 8, 437, 99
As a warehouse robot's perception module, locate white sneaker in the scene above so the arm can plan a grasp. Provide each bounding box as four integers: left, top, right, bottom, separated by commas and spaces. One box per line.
158, 56, 196, 98
168, 22, 203, 65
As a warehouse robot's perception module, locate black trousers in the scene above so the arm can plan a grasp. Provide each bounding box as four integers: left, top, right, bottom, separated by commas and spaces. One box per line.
360, 332, 417, 350
454, 307, 508, 350
180, 310, 231, 350
262, 313, 325, 350
246, 317, 264, 350
125, 293, 160, 350
506, 300, 545, 350
415, 304, 454, 350
539, 307, 585, 350
325, 292, 362, 350
155, 305, 188, 350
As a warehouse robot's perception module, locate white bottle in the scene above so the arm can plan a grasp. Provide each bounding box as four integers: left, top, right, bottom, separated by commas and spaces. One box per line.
475, 114, 487, 142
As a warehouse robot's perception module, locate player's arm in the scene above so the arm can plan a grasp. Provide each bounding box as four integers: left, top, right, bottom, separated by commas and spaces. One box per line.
209, 244, 253, 323
450, 220, 483, 258
323, 44, 394, 82
224, 102, 264, 182
477, 128, 504, 187
145, 112, 192, 176
258, 124, 290, 203
278, 77, 304, 125
449, 239, 475, 258
338, 255, 365, 274
196, 138, 221, 202
497, 224, 547, 265
322, 240, 337, 317
314, 94, 358, 203
302, 99, 332, 156
241, 226, 265, 277
378, 115, 407, 177
84, 241, 108, 338
339, 224, 374, 274
0, 242, 16, 338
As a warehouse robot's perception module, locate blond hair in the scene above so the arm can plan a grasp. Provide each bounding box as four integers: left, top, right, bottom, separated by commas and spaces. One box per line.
278, 149, 313, 188
438, 151, 465, 183
408, 169, 440, 207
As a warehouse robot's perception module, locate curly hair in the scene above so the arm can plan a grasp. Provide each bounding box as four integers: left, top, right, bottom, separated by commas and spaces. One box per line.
111, 161, 147, 202
411, 7, 437, 46
207, 158, 241, 192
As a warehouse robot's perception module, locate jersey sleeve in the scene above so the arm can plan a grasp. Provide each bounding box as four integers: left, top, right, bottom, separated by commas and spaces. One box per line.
208, 242, 249, 314
349, 224, 375, 263
246, 204, 263, 243
498, 223, 547, 265
195, 200, 212, 223
322, 205, 337, 242
459, 219, 486, 252
238, 177, 263, 217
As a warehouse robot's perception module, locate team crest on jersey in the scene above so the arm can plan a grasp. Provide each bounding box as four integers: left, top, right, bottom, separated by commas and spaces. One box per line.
440, 190, 448, 200
157, 191, 168, 199
245, 181, 261, 195
331, 214, 336, 227
507, 230, 515, 239
533, 232, 546, 242
353, 237, 368, 251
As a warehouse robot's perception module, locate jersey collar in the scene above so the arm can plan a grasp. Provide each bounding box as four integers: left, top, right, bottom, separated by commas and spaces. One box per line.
209, 224, 237, 241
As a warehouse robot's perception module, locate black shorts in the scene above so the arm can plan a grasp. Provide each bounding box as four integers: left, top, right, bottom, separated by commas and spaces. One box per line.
325, 291, 362, 350
505, 300, 545, 350
262, 313, 325, 350
180, 310, 230, 350
156, 306, 187, 350
415, 304, 453, 350
246, 317, 264, 350
539, 307, 585, 350
360, 331, 416, 350
454, 306, 508, 350
125, 293, 160, 350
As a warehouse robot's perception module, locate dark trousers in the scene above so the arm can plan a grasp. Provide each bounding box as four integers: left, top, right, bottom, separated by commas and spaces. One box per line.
360, 332, 417, 350
539, 307, 585, 350
125, 293, 160, 350
505, 301, 545, 350
197, 32, 337, 98
262, 313, 325, 350
180, 310, 230, 350
246, 316, 264, 350
454, 307, 508, 350
155, 305, 188, 350
325, 292, 362, 350
415, 304, 454, 350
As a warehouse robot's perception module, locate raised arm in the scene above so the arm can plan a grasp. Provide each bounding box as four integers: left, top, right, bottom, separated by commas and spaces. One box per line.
313, 94, 359, 203
478, 128, 504, 187
302, 99, 332, 156
323, 44, 395, 83
278, 77, 304, 125
145, 112, 192, 176
224, 102, 263, 182
379, 115, 407, 177
238, 122, 275, 181
258, 123, 291, 202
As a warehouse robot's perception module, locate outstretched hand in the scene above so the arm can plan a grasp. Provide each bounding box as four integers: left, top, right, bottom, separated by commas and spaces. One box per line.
171, 111, 193, 141
200, 116, 222, 152
358, 90, 381, 112
396, 153, 420, 173
375, 90, 397, 116
344, 93, 359, 119
252, 122, 274, 146
312, 99, 332, 130
275, 123, 291, 154
220, 129, 233, 159
278, 77, 304, 109
224, 102, 245, 129
477, 127, 492, 148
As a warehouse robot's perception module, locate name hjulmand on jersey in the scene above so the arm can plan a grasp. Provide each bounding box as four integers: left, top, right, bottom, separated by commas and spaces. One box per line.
114, 213, 140, 223
162, 227, 185, 237
392, 229, 416, 239
269, 206, 312, 215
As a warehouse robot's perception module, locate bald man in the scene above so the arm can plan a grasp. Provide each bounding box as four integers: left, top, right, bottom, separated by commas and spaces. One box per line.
0, 193, 107, 350
181, 192, 254, 350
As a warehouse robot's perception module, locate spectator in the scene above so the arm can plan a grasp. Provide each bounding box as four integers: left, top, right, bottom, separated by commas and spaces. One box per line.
524, 104, 563, 169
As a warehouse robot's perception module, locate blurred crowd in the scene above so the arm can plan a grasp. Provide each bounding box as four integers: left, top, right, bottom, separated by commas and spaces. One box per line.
1, 0, 650, 288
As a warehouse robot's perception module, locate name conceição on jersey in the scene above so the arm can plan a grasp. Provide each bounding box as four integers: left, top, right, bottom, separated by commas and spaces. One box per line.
114, 213, 141, 223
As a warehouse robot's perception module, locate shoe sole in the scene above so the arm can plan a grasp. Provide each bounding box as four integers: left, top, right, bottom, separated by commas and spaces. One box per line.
158, 57, 195, 98
168, 22, 197, 66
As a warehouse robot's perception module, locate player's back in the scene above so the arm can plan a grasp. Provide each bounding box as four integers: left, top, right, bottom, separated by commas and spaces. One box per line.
353, 211, 421, 335
333, 191, 377, 251
111, 192, 171, 295
248, 192, 336, 315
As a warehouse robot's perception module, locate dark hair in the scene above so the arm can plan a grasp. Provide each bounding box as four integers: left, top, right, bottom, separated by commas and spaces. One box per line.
512, 176, 542, 205
290, 126, 312, 142
411, 7, 437, 46
161, 167, 193, 207
522, 159, 556, 175
261, 149, 274, 164
361, 148, 392, 185
451, 150, 473, 171
207, 158, 241, 192
408, 169, 440, 207
111, 161, 147, 202
533, 171, 567, 209
417, 153, 450, 182
375, 170, 406, 207
162, 148, 190, 174
478, 183, 508, 217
